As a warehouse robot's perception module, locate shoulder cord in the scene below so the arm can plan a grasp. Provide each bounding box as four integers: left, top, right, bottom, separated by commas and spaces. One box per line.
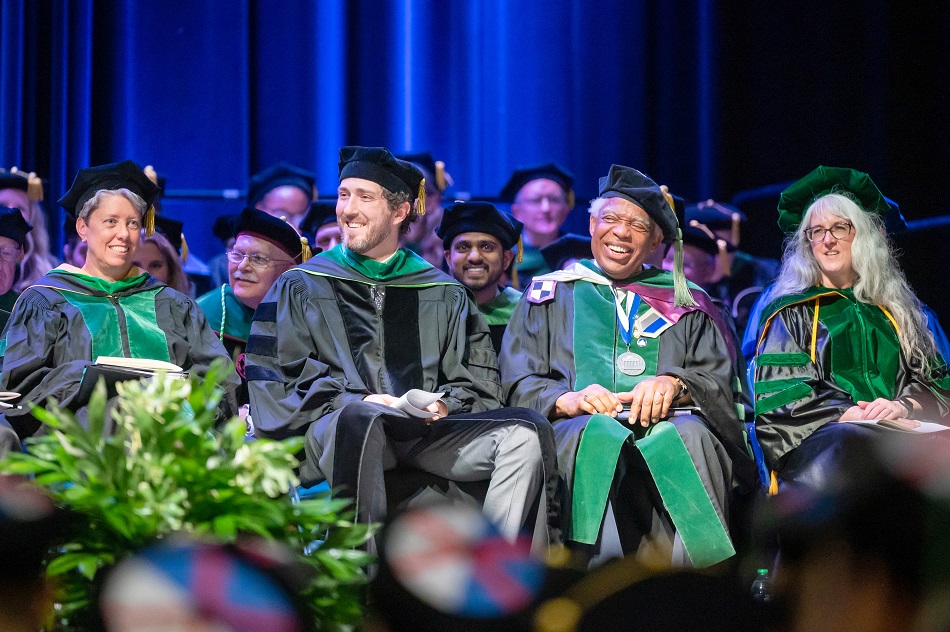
218, 284, 227, 342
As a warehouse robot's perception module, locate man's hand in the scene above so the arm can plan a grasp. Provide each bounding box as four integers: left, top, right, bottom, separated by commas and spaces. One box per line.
618, 376, 681, 427
363, 393, 399, 407
554, 385, 623, 418
423, 400, 448, 422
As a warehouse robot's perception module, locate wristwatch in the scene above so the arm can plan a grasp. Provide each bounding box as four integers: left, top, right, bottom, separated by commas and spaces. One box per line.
673, 377, 688, 399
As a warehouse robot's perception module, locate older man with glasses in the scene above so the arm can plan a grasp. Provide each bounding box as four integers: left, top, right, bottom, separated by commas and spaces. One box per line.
197, 208, 311, 415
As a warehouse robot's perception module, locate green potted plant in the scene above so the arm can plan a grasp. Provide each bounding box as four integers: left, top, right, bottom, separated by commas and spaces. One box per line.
0, 361, 373, 631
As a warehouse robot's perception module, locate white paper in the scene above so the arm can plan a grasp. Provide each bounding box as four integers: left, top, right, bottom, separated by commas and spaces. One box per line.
392, 389, 444, 418
848, 420, 949, 434
95, 356, 184, 373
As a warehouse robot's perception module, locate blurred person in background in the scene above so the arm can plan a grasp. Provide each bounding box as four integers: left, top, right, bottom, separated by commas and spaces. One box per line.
499, 163, 575, 285
247, 162, 317, 230
398, 151, 453, 268
0, 167, 57, 292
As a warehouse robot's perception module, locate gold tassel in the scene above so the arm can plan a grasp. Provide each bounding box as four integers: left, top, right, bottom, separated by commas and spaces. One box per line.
715, 239, 731, 278
180, 233, 189, 264
660, 184, 675, 211
417, 178, 427, 216
435, 160, 453, 192
144, 165, 159, 186
517, 234, 524, 263
566, 188, 575, 210
10, 167, 43, 202
27, 172, 43, 202
144, 206, 156, 236
300, 236, 312, 262
731, 211, 742, 248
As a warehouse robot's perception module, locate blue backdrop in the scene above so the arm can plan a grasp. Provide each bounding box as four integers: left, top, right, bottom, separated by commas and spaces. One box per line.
2, 1, 948, 320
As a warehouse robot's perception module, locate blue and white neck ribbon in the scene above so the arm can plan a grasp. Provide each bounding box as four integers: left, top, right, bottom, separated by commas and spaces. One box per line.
612, 287, 641, 347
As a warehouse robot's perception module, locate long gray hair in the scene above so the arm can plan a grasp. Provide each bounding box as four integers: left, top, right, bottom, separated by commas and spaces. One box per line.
770, 193, 938, 380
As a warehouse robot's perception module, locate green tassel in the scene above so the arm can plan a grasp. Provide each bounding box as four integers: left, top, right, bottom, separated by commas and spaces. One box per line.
673, 229, 697, 307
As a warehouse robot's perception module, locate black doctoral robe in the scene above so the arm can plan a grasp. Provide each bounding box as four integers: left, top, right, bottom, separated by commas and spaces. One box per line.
754, 288, 950, 474
0, 266, 239, 439
501, 263, 756, 565
245, 246, 561, 545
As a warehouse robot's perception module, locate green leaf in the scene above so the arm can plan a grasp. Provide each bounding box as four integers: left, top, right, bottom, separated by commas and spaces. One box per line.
46, 552, 101, 577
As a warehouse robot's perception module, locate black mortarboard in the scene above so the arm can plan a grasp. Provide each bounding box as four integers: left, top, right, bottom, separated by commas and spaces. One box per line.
299, 200, 338, 235
0, 167, 44, 202
685, 199, 747, 229
0, 205, 33, 248
541, 233, 592, 271
57, 160, 162, 233
598, 165, 695, 306
777, 166, 888, 235
370, 502, 549, 632
212, 214, 237, 244
246, 162, 316, 208
599, 165, 678, 244
152, 215, 184, 255
338, 146, 426, 215
397, 152, 454, 192
232, 207, 309, 261
436, 201, 523, 251
680, 224, 724, 256
92, 537, 316, 632
499, 163, 574, 204
533, 559, 765, 632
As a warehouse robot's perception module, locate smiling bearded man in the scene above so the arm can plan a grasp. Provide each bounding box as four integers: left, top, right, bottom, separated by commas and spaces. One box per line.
501, 164, 757, 567
245, 146, 561, 553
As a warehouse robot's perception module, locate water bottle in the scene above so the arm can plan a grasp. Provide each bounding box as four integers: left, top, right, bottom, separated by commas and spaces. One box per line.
750, 568, 772, 602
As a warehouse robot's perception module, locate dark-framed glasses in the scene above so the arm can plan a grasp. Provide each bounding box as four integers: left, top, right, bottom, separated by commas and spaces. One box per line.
0, 246, 22, 263
804, 222, 853, 242
225, 250, 293, 269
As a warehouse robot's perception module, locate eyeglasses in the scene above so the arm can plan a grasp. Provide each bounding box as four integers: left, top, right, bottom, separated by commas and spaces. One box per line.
598, 214, 653, 234
0, 246, 21, 263
518, 195, 567, 207
225, 250, 294, 269
804, 222, 853, 242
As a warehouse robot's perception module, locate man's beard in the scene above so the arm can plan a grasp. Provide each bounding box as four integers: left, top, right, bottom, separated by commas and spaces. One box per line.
342, 217, 390, 255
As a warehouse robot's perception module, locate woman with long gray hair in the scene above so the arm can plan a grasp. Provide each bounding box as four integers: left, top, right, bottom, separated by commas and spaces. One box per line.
753, 166, 949, 489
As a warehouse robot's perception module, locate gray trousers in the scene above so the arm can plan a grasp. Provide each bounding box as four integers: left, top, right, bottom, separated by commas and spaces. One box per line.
303, 401, 550, 548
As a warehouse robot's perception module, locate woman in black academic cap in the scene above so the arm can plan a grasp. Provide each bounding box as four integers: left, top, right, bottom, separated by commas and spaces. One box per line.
753, 166, 950, 490
0, 161, 239, 444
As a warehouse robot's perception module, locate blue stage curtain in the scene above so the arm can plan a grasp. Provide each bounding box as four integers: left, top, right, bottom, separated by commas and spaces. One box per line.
0, 0, 720, 260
